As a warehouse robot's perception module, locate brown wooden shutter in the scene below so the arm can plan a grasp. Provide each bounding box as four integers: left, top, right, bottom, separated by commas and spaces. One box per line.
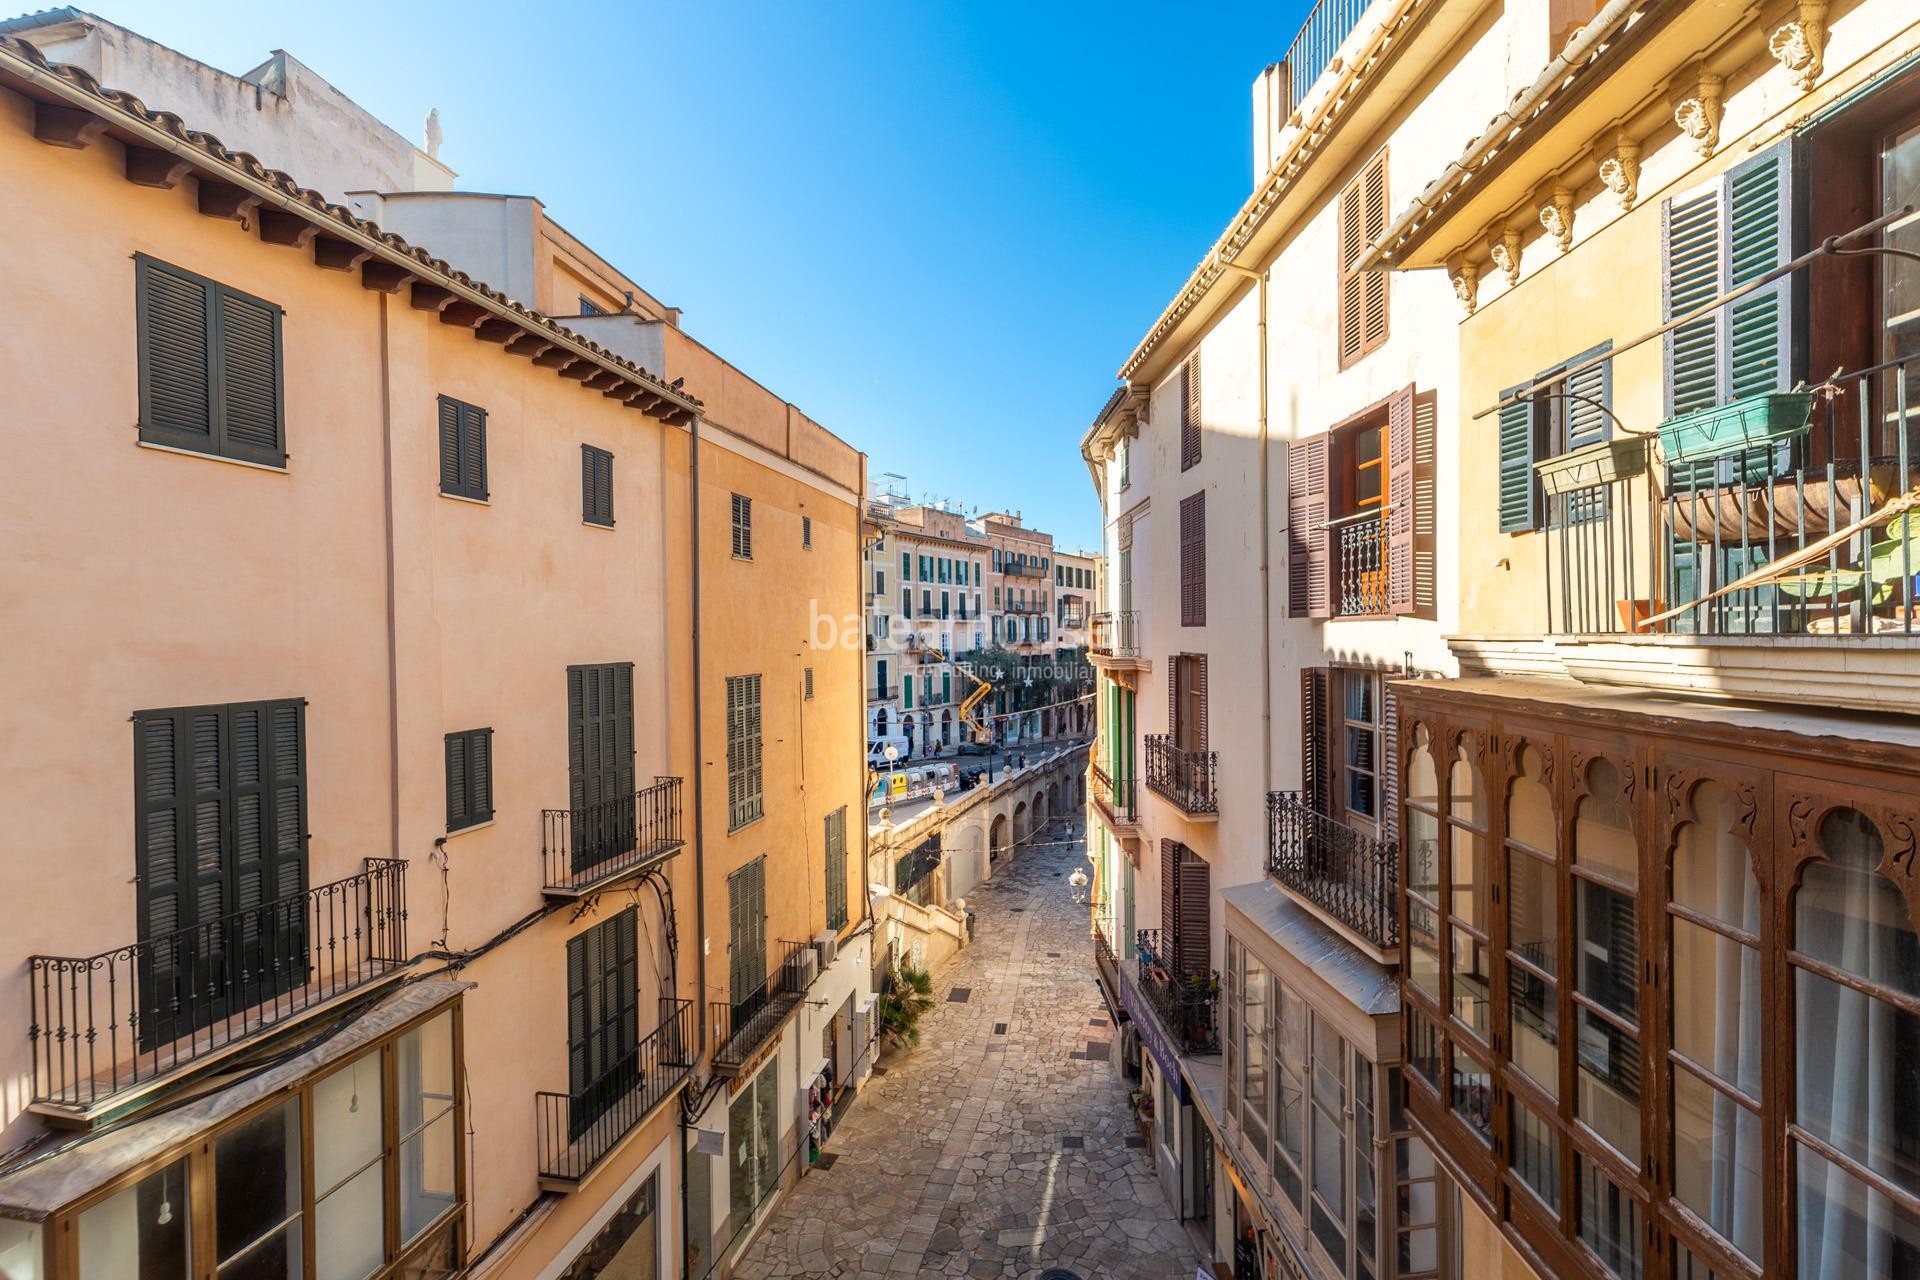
1177, 847, 1211, 978
1180, 491, 1206, 626
1160, 837, 1178, 945
1386, 386, 1417, 615
1287, 435, 1331, 618
1301, 667, 1331, 816
1338, 176, 1365, 365
1181, 353, 1202, 471
1361, 152, 1389, 351
1380, 683, 1401, 844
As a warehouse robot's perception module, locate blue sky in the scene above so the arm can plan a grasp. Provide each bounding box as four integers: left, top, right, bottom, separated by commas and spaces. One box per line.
73, 1, 1316, 548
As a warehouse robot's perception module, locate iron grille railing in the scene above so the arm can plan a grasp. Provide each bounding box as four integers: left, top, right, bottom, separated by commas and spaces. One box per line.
1134, 928, 1219, 1055
541, 777, 684, 895
1335, 516, 1389, 616
1279, 0, 1372, 118
1091, 757, 1137, 824
1090, 610, 1140, 657
869, 683, 895, 701
1093, 916, 1119, 987
1545, 357, 1920, 638
1003, 600, 1046, 614
709, 939, 812, 1071
1266, 791, 1399, 949
1144, 735, 1218, 815
1004, 561, 1049, 578
29, 857, 408, 1110
536, 998, 696, 1184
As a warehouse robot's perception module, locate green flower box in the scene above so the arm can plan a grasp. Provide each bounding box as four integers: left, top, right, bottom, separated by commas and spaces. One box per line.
1534, 436, 1653, 496
1655, 391, 1813, 464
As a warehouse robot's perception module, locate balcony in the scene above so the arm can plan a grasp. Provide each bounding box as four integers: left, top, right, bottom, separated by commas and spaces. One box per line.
1265, 791, 1399, 952
1003, 560, 1049, 579
29, 858, 408, 1122
1003, 600, 1046, 615
1133, 928, 1219, 1056
1092, 911, 1119, 996
541, 777, 685, 900
708, 939, 814, 1077
1144, 734, 1218, 817
869, 682, 895, 701
1334, 515, 1389, 617
1090, 757, 1140, 831
1543, 363, 1920, 642
536, 998, 696, 1191
1277, 0, 1370, 117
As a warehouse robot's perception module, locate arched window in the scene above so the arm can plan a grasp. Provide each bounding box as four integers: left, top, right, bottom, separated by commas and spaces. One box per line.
1447, 743, 1491, 1041
1668, 782, 1763, 1265
1792, 808, 1920, 1280
1506, 746, 1560, 1111
1572, 757, 1640, 1166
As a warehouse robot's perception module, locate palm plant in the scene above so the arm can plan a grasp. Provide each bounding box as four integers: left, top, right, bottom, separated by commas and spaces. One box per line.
876, 961, 936, 1048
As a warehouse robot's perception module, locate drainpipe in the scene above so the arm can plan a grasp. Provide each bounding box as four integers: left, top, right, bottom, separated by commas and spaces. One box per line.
377, 293, 400, 857
1212, 257, 1272, 794
683, 414, 707, 1280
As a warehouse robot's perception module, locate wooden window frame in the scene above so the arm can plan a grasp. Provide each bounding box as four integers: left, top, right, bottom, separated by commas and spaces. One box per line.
443, 727, 494, 832
136, 254, 287, 468
581, 444, 614, 527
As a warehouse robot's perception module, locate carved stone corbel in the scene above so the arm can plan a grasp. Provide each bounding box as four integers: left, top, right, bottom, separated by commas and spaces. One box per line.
1489, 228, 1523, 286
1540, 186, 1575, 253
1769, 1, 1829, 92
1597, 135, 1640, 212
1449, 259, 1479, 316
1672, 70, 1726, 159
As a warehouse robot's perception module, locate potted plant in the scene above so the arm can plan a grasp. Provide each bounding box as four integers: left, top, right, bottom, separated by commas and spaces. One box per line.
1534, 435, 1653, 496
1655, 390, 1813, 464
875, 961, 935, 1050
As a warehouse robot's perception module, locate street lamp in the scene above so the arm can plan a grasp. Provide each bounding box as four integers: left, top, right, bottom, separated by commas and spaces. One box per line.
1068, 866, 1090, 904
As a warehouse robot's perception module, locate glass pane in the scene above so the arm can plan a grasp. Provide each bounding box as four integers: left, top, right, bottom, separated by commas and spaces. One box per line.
218, 1222, 301, 1280
1578, 1159, 1644, 1279
314, 1051, 384, 1196
1577, 1006, 1641, 1163
216, 1098, 301, 1266
1796, 1140, 1920, 1280
401, 1110, 458, 1244
1399, 1227, 1437, 1273
1885, 124, 1920, 372
1451, 1058, 1492, 1144
1407, 730, 1438, 807
315, 1161, 385, 1280
1408, 901, 1441, 1002
1313, 1104, 1346, 1213
1356, 1058, 1377, 1268
1312, 1014, 1347, 1114
389, 1221, 460, 1280
1672, 784, 1759, 932
1313, 1195, 1349, 1271
1451, 929, 1490, 1037
1672, 1066, 1763, 1262
755, 1064, 780, 1203
1408, 810, 1440, 899
1345, 673, 1375, 723
1671, 917, 1762, 1099
1509, 749, 1555, 851
1579, 877, 1639, 1025
1574, 759, 1637, 890
1449, 751, 1487, 828
77, 1160, 191, 1280
1450, 827, 1486, 930
1510, 1097, 1561, 1212
1397, 1137, 1436, 1210
0, 1219, 42, 1280
1795, 965, 1920, 1203
1509, 964, 1559, 1098
1674, 1243, 1722, 1280
1408, 1011, 1441, 1090
1509, 851, 1557, 975
397, 1012, 455, 1138
1798, 810, 1920, 1002
728, 1085, 756, 1225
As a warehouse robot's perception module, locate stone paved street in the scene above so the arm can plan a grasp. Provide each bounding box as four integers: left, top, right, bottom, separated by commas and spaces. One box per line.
733, 822, 1203, 1280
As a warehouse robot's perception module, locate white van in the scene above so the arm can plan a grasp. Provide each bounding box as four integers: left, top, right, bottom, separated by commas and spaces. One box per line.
866, 735, 911, 769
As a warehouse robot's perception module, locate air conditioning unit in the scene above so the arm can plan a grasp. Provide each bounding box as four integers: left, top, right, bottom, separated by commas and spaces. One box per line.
789, 948, 820, 991
813, 930, 839, 972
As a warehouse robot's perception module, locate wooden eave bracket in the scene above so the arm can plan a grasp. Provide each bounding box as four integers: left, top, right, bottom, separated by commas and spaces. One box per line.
313, 236, 374, 272
473, 319, 517, 343
504, 335, 553, 358
409, 282, 457, 313
360, 260, 412, 294
32, 101, 106, 148
123, 143, 192, 189
258, 208, 319, 249
197, 178, 261, 222
439, 300, 489, 328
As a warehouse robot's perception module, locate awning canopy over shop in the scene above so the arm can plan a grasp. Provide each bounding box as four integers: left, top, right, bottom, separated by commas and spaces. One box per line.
0, 979, 470, 1222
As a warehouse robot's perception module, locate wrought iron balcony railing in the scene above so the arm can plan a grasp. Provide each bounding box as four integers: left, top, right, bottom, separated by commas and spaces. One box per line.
1278, 0, 1370, 118
29, 858, 408, 1114
541, 777, 685, 898
1134, 928, 1219, 1055
709, 939, 813, 1075
1144, 734, 1218, 815
1002, 600, 1047, 615
869, 683, 895, 701
1091, 757, 1138, 825
1542, 357, 1920, 639
1090, 610, 1140, 657
536, 998, 696, 1188
1266, 791, 1399, 949
1003, 560, 1049, 578
1335, 515, 1389, 617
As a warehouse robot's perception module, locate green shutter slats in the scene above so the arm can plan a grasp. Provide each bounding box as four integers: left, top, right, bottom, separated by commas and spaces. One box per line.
140, 262, 211, 440
1498, 390, 1540, 534
582, 445, 615, 525
438, 396, 487, 500
1727, 145, 1794, 400
1663, 190, 1726, 416
445, 726, 493, 831
136, 256, 284, 465
732, 494, 753, 558
216, 291, 283, 463
1563, 353, 1614, 452
439, 398, 464, 493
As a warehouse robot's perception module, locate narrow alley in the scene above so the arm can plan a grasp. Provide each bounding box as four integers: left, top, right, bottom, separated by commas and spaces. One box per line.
733, 824, 1203, 1280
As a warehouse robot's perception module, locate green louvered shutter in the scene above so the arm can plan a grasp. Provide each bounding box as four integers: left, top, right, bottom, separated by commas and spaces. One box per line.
1497, 384, 1537, 532
137, 258, 213, 450
1663, 189, 1725, 417
216, 288, 285, 467
1725, 143, 1796, 399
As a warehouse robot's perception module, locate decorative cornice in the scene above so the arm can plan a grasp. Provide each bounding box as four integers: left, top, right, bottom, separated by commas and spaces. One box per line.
1539, 185, 1575, 253
1671, 67, 1726, 159
1489, 227, 1523, 286
1769, 0, 1829, 92
1449, 259, 1479, 316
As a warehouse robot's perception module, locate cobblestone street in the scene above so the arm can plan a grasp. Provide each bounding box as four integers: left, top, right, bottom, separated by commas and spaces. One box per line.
733, 822, 1204, 1279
